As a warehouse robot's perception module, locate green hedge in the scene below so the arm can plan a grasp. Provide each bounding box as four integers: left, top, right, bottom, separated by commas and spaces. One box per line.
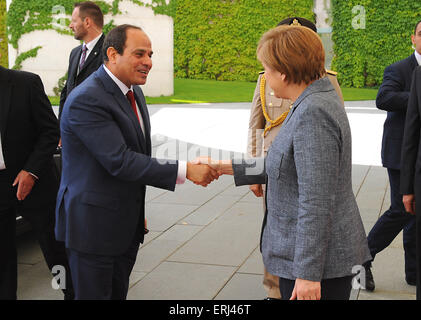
174, 0, 314, 82
0, 0, 7, 67
332, 0, 421, 88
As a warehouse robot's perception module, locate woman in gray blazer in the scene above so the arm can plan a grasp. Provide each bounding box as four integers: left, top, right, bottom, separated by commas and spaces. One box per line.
200, 25, 371, 300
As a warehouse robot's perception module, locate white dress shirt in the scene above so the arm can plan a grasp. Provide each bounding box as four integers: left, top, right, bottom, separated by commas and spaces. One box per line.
78, 33, 103, 74
415, 50, 421, 66
0, 136, 5, 170
103, 65, 186, 184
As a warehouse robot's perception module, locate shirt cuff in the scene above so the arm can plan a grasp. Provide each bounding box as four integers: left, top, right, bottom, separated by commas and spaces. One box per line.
176, 161, 187, 184
28, 172, 39, 180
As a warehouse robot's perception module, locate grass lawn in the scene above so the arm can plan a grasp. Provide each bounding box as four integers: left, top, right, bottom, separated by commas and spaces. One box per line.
49, 78, 379, 105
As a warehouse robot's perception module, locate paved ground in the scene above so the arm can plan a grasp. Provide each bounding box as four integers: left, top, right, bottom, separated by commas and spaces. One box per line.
15, 101, 416, 300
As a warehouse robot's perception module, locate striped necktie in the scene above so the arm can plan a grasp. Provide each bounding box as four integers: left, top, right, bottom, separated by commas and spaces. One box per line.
79, 44, 88, 70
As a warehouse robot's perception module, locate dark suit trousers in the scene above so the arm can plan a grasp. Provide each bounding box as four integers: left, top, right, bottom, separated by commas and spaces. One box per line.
66, 232, 141, 300
366, 168, 416, 281
278, 276, 354, 300
0, 170, 74, 300
414, 176, 421, 299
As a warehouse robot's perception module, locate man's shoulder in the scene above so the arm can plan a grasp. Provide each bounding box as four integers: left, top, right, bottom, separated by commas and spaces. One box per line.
386, 54, 415, 73
69, 70, 103, 99
7, 68, 40, 85
70, 43, 83, 55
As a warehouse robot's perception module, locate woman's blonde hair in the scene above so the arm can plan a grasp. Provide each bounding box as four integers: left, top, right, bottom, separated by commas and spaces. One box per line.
257, 25, 326, 85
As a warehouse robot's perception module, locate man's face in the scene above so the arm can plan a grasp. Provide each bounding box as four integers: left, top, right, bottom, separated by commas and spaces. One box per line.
412, 23, 421, 55
113, 29, 153, 87
69, 7, 87, 41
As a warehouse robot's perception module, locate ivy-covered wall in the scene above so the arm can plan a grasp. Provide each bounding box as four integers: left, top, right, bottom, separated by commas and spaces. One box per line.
6, 0, 175, 69
331, 0, 421, 88
0, 0, 7, 67
174, 0, 314, 82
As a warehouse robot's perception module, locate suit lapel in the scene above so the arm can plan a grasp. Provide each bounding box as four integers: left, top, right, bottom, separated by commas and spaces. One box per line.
78, 34, 104, 75
282, 104, 297, 126
97, 67, 148, 152
115, 90, 148, 153
0, 67, 12, 139
410, 53, 418, 70
133, 87, 152, 155
68, 44, 82, 86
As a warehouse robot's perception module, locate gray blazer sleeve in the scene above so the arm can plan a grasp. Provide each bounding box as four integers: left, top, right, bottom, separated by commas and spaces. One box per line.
232, 157, 266, 186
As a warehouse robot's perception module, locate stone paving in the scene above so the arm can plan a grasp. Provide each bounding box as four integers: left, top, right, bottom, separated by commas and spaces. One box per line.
15, 102, 416, 300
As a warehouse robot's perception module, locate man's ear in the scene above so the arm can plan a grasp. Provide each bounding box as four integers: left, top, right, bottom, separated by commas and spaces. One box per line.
106, 47, 118, 64
83, 16, 91, 29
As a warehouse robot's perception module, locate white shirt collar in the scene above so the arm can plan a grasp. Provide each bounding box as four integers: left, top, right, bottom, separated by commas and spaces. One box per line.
84, 33, 103, 53
415, 50, 421, 66
103, 65, 133, 96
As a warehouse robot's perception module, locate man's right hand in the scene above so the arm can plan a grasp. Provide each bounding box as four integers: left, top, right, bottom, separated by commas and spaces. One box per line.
403, 194, 416, 215
186, 162, 220, 187
250, 184, 263, 197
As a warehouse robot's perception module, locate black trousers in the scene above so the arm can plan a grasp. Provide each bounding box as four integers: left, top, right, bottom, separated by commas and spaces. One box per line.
414, 177, 421, 300
0, 171, 74, 300
278, 276, 354, 300
66, 234, 140, 300
366, 168, 416, 282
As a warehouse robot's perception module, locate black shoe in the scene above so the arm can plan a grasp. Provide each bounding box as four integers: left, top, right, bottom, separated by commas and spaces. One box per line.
364, 265, 375, 292
263, 297, 280, 300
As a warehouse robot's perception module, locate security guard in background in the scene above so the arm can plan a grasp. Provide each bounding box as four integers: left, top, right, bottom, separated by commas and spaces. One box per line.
247, 17, 344, 300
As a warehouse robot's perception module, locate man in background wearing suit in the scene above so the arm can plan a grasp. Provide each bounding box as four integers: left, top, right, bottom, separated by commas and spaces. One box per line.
401, 65, 421, 300
0, 65, 73, 299
56, 24, 219, 300
247, 17, 343, 300
363, 20, 421, 291
59, 1, 104, 121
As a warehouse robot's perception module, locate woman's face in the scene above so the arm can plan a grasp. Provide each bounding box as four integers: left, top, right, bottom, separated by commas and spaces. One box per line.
263, 63, 288, 99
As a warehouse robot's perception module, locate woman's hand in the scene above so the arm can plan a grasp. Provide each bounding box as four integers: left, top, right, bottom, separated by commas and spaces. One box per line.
192, 157, 233, 175
290, 278, 321, 300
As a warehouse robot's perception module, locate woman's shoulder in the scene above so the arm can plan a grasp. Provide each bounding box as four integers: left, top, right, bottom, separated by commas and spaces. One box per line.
301, 79, 342, 110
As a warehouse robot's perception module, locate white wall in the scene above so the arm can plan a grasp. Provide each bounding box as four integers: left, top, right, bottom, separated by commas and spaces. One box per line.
6, 0, 173, 97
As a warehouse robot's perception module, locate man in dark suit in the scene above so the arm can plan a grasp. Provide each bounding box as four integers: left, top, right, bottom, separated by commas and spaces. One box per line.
56, 24, 219, 300
363, 20, 421, 291
59, 1, 104, 121
0, 65, 73, 300
401, 65, 421, 300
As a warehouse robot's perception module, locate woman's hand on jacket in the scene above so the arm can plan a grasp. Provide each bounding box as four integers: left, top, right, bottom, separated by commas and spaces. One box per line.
290, 278, 321, 300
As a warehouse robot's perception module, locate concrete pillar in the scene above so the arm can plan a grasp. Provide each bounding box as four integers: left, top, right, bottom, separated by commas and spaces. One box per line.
314, 0, 334, 69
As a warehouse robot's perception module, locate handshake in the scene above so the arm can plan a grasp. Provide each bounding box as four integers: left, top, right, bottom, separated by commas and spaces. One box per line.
186, 157, 233, 187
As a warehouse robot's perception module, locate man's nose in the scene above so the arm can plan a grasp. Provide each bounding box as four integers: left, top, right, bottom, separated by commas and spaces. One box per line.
143, 56, 152, 69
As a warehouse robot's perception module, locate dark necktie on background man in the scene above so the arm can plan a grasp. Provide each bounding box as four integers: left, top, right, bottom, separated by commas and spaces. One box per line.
79, 44, 88, 71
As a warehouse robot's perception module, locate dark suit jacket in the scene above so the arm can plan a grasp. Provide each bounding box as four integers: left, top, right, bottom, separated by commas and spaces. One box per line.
376, 53, 418, 170
59, 34, 105, 121
0, 66, 60, 208
55, 65, 179, 256
400, 66, 421, 195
